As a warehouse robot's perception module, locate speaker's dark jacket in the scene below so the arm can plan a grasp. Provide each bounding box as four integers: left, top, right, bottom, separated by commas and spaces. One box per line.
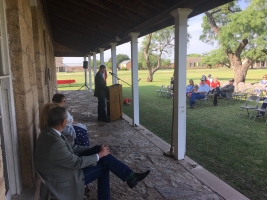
94, 71, 109, 98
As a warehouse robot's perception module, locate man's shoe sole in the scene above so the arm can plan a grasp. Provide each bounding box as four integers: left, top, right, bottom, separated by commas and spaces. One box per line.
127, 170, 150, 189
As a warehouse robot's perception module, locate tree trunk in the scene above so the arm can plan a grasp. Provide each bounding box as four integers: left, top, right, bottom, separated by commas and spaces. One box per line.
147, 69, 153, 82
228, 53, 251, 85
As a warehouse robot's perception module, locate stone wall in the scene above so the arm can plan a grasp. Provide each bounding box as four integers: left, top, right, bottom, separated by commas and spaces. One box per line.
5, 0, 56, 188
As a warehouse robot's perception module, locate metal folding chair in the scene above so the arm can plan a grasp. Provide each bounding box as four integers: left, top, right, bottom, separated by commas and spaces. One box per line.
35, 170, 56, 200
239, 96, 260, 118
156, 85, 165, 96
196, 92, 210, 107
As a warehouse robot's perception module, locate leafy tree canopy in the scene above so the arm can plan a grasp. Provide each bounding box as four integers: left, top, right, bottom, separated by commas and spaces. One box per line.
139, 26, 175, 81
200, 0, 267, 83
107, 54, 130, 68
202, 49, 230, 68
187, 53, 203, 57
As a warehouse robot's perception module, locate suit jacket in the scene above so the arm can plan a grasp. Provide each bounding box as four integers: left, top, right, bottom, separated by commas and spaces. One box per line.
94, 71, 109, 98
35, 127, 97, 200
221, 84, 235, 98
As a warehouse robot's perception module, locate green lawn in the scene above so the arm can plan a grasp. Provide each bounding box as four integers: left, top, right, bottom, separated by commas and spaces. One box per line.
57, 68, 267, 199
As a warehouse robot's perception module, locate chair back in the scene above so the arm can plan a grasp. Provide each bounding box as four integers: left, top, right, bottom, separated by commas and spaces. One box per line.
36, 170, 47, 187
245, 95, 260, 108
35, 170, 56, 200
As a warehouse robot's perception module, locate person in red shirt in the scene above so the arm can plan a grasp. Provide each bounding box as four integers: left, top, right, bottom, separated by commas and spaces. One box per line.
123, 98, 132, 105
210, 77, 220, 89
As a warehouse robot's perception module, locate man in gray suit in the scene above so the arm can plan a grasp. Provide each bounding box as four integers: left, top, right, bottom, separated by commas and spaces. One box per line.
35, 107, 150, 200
213, 78, 235, 106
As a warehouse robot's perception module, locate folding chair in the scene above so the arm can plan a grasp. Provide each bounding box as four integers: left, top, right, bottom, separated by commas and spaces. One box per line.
164, 86, 172, 99
232, 86, 247, 102
222, 91, 234, 105
196, 92, 210, 107
252, 108, 267, 125
239, 96, 260, 118
35, 170, 56, 200
156, 85, 165, 96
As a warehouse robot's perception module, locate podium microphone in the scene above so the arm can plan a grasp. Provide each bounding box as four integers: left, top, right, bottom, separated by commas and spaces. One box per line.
109, 72, 116, 75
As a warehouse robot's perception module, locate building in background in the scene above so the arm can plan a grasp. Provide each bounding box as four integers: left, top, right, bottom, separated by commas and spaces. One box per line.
118, 60, 131, 70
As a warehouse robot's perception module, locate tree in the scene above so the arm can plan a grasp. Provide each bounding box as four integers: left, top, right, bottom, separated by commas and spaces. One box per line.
139, 26, 175, 82
187, 53, 202, 57
107, 54, 130, 69
200, 0, 267, 84
202, 49, 230, 68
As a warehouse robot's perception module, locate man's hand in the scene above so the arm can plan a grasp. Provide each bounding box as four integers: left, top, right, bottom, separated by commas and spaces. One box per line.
98, 144, 110, 159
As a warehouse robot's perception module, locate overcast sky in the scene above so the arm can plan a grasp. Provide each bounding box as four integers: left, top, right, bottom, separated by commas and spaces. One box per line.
63, 0, 247, 64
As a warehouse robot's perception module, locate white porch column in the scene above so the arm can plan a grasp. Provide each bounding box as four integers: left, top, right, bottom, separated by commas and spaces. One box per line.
88, 54, 92, 92
129, 32, 140, 126
171, 8, 192, 160
110, 42, 117, 84
99, 48, 105, 65
92, 52, 97, 78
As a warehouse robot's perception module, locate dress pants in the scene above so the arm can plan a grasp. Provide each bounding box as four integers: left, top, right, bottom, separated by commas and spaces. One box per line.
260, 102, 267, 115
98, 97, 107, 121
213, 87, 226, 105
81, 145, 133, 200
189, 92, 205, 106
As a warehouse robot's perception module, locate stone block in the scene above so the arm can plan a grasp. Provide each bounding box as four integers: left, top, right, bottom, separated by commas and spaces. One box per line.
0, 178, 6, 199
18, 0, 32, 28
6, 0, 19, 7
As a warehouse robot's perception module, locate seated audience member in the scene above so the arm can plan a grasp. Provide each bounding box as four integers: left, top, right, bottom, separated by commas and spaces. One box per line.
39, 103, 60, 131
207, 74, 213, 84
187, 84, 198, 98
186, 79, 194, 96
213, 78, 235, 106
52, 94, 89, 147
35, 107, 150, 200
189, 77, 210, 108
258, 99, 267, 117
255, 74, 267, 95
40, 102, 92, 196
170, 77, 174, 89
123, 98, 132, 105
200, 75, 210, 87
261, 98, 267, 111
210, 77, 221, 89
259, 74, 267, 88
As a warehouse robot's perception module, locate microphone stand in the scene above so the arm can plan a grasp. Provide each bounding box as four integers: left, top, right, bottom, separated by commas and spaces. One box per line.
109, 72, 131, 86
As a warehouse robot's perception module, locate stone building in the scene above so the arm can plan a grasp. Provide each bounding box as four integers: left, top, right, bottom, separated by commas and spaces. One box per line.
169, 57, 208, 69
0, 0, 56, 198
63, 63, 84, 72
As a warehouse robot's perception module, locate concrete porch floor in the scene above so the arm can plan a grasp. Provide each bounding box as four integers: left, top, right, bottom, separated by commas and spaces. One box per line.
12, 90, 248, 200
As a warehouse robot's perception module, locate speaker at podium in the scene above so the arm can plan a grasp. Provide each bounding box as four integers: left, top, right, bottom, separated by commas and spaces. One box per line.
106, 84, 122, 121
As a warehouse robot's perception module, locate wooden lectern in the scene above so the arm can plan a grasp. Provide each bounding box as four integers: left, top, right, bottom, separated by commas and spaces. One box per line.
106, 84, 122, 121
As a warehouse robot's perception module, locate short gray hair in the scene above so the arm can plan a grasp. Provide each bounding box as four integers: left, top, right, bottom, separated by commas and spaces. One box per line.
47, 107, 68, 127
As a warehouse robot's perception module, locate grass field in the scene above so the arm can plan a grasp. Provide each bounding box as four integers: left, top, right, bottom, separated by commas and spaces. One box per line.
57, 68, 267, 199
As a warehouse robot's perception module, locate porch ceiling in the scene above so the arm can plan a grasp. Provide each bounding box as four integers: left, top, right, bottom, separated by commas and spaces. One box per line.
42, 0, 233, 57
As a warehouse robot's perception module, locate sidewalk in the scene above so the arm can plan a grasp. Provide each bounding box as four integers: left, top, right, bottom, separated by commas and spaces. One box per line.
12, 90, 248, 200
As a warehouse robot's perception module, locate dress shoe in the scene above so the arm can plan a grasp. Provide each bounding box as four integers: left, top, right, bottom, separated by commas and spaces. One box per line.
127, 170, 150, 189
102, 118, 110, 123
